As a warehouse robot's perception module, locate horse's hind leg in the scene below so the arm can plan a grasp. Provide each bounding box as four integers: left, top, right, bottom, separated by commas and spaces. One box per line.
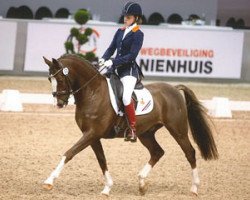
166, 122, 200, 195
138, 132, 165, 195
91, 140, 113, 196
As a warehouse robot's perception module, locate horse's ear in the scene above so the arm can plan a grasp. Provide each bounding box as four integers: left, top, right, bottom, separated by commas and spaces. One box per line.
52, 58, 60, 68
43, 56, 52, 67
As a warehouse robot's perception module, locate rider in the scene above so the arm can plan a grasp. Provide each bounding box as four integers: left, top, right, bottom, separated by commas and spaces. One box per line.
99, 2, 144, 142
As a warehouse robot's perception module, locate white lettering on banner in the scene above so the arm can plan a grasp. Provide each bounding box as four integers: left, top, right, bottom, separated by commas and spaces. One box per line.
138, 29, 244, 79
24, 22, 244, 79
140, 59, 213, 74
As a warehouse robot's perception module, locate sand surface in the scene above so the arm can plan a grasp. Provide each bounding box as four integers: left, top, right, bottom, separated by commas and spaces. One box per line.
0, 77, 249, 200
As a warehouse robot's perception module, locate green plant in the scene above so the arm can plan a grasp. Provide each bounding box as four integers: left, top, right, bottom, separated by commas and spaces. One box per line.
64, 41, 74, 54
74, 10, 89, 25
85, 52, 96, 61
70, 28, 80, 37
64, 9, 96, 62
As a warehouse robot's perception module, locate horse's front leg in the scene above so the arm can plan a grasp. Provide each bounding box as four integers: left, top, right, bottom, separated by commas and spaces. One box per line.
91, 140, 113, 196
43, 133, 94, 190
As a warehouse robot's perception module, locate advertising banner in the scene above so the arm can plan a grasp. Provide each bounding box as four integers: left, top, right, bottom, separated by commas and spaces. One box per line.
138, 29, 244, 78
24, 22, 244, 79
0, 21, 17, 70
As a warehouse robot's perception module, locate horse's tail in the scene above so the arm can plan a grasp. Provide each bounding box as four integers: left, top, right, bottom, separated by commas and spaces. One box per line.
176, 84, 219, 160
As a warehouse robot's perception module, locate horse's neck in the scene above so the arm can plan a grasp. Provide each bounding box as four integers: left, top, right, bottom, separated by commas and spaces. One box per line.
72, 59, 94, 75
67, 59, 104, 107
61, 57, 99, 88
73, 61, 101, 90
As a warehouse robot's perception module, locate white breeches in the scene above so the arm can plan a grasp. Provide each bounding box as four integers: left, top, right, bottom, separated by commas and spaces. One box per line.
120, 76, 137, 106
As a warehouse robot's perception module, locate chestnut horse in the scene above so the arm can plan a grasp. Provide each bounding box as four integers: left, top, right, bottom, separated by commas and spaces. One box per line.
42, 54, 218, 196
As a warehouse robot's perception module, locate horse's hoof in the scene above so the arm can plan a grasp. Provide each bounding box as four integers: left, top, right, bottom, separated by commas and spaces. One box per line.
190, 190, 198, 196
101, 191, 109, 197
191, 191, 198, 196
43, 183, 53, 191
139, 182, 148, 195
190, 185, 198, 196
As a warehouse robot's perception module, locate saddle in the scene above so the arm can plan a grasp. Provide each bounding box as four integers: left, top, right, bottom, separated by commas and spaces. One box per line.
105, 73, 153, 139
109, 73, 144, 112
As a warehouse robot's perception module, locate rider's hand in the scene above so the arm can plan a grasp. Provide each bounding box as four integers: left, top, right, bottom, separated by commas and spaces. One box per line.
103, 60, 113, 68
98, 58, 105, 67
98, 60, 113, 75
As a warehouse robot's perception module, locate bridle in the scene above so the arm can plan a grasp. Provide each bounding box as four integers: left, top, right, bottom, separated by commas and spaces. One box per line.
48, 61, 100, 103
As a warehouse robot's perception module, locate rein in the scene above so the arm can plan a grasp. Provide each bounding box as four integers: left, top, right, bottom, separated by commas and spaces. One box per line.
49, 61, 101, 98
71, 71, 100, 95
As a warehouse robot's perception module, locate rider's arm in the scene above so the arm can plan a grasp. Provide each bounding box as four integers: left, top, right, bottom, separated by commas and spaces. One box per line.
102, 30, 119, 60
112, 31, 144, 67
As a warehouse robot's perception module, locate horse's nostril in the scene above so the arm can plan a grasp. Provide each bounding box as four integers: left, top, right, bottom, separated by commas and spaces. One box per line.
59, 99, 64, 103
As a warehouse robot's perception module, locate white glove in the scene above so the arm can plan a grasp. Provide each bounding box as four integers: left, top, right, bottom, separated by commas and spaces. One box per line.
98, 60, 113, 75
104, 60, 113, 68
98, 58, 105, 66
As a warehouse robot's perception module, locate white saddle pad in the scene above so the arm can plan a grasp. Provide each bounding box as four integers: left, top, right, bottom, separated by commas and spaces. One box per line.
106, 78, 154, 116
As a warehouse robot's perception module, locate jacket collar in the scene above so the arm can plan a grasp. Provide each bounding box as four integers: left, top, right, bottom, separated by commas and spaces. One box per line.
121, 23, 140, 40
132, 25, 140, 32
120, 24, 140, 32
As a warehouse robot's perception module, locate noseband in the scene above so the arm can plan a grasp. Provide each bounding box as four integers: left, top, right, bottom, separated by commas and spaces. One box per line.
48, 61, 100, 100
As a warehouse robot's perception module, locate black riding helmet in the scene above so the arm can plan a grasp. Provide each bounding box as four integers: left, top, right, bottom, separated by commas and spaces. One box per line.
122, 2, 143, 17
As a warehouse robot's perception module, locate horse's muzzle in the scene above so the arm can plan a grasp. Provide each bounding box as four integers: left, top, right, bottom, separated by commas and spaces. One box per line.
57, 99, 68, 108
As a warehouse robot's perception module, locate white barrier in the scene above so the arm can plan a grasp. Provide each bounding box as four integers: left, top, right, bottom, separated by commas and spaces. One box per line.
1, 91, 250, 117
208, 97, 232, 118
20, 93, 75, 105
0, 90, 73, 112
0, 90, 23, 112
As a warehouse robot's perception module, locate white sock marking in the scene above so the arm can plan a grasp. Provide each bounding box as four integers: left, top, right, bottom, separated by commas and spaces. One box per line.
44, 156, 66, 185
101, 171, 113, 196
190, 168, 200, 195
138, 163, 152, 179
192, 168, 200, 185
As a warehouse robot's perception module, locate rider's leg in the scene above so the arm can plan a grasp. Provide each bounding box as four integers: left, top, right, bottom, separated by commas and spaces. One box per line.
124, 100, 136, 141
120, 76, 137, 142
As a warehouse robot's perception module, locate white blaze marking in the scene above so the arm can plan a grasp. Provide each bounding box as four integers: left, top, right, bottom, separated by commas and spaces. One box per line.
51, 77, 57, 105
51, 77, 57, 92
44, 156, 66, 185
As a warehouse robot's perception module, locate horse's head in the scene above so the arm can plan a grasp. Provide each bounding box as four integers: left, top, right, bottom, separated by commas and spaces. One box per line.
43, 56, 72, 108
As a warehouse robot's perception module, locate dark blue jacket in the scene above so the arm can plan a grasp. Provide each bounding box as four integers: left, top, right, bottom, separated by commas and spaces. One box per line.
102, 25, 144, 78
